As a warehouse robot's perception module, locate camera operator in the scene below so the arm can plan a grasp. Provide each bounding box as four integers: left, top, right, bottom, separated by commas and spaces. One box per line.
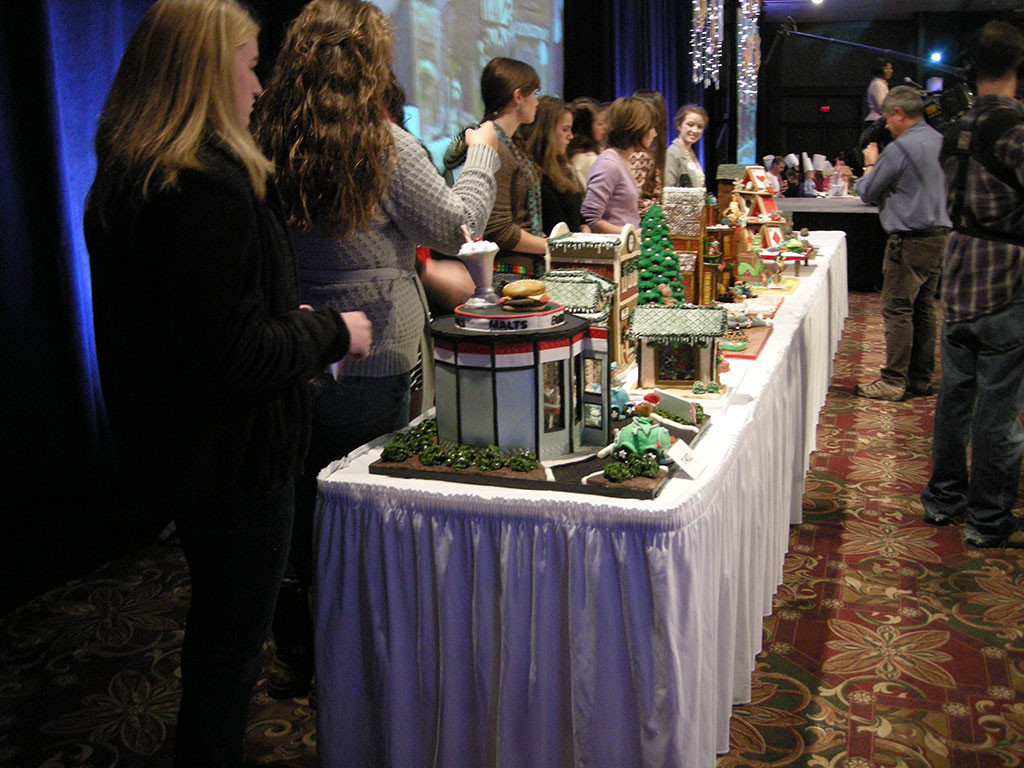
854, 85, 951, 402
921, 21, 1024, 549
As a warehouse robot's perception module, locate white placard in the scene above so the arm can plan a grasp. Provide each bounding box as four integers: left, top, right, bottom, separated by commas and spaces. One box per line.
669, 438, 708, 479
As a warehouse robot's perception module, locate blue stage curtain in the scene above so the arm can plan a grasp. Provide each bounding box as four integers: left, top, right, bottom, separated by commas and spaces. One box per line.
0, 0, 151, 610
45, 0, 152, 463
1, 0, 149, 472
608, 0, 710, 177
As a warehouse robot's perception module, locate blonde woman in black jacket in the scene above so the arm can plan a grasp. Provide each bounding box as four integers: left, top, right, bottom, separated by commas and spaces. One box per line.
84, 1, 370, 764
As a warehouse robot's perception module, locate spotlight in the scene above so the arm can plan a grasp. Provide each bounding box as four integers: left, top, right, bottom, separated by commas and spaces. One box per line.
929, 51, 943, 63
811, 0, 824, 4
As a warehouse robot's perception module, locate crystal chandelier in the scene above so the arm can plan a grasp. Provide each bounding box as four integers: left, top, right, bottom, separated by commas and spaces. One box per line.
691, 0, 724, 89
737, 0, 761, 106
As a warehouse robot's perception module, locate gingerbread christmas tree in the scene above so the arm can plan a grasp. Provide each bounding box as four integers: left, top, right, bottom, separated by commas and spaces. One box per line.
637, 205, 686, 306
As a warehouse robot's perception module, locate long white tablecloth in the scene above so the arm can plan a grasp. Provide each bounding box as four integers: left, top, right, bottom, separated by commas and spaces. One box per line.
312, 232, 848, 768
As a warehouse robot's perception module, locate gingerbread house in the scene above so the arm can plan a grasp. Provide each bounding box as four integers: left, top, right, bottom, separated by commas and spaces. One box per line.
546, 224, 640, 366
661, 187, 708, 306
629, 304, 728, 390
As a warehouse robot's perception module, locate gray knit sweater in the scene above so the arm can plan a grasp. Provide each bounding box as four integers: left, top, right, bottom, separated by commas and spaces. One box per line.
292, 123, 499, 378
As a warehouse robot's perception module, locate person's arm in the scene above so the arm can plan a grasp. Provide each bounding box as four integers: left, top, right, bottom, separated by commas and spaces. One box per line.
995, 121, 1024, 194
855, 140, 902, 205
664, 143, 682, 188
511, 228, 549, 254
145, 170, 358, 393
581, 154, 616, 229
384, 124, 499, 254
483, 142, 528, 251
418, 255, 475, 314
591, 219, 623, 234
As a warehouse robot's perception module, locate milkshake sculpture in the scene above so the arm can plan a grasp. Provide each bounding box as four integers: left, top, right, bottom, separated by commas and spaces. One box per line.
457, 238, 501, 308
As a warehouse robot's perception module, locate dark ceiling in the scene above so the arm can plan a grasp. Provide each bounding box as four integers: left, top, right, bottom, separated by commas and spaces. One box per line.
762, 0, 1024, 24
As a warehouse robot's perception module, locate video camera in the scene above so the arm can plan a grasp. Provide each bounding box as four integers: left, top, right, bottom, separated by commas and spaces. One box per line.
848, 78, 974, 171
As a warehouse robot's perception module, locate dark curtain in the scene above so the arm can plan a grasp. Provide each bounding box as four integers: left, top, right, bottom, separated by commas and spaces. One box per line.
563, 0, 719, 180
0, 1, 153, 613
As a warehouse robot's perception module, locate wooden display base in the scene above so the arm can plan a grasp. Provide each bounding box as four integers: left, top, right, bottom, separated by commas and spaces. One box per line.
722, 325, 773, 360
369, 419, 711, 500
750, 276, 800, 294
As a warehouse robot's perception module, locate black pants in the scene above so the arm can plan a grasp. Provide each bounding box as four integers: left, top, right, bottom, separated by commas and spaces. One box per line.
174, 482, 294, 768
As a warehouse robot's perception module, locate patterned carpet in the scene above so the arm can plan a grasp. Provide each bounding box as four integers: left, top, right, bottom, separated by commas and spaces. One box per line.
1, 292, 1021, 767
720, 292, 1024, 768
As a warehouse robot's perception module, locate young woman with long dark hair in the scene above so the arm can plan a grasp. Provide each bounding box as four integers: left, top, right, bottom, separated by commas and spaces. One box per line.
528, 96, 590, 233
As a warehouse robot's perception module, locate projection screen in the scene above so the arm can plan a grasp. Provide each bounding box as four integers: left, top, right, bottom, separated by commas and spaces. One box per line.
381, 0, 565, 165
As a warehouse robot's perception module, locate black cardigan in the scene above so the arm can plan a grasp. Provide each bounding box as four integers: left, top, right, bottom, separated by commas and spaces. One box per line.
541, 174, 587, 234
86, 145, 351, 512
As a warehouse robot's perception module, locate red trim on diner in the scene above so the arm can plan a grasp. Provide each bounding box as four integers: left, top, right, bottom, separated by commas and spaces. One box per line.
494, 342, 534, 355
539, 338, 570, 350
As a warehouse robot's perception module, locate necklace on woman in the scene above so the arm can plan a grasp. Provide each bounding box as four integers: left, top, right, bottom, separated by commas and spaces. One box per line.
494, 124, 543, 237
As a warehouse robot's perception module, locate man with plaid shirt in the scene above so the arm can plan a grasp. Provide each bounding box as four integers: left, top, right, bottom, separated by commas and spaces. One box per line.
921, 21, 1024, 548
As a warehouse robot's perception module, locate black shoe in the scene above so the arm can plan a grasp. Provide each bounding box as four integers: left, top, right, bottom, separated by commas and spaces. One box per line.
267, 652, 313, 699
965, 528, 1024, 549
907, 382, 937, 397
923, 508, 963, 526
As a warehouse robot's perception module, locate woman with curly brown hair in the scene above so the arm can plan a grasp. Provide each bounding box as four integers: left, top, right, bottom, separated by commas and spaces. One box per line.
528, 96, 589, 233
254, 0, 499, 698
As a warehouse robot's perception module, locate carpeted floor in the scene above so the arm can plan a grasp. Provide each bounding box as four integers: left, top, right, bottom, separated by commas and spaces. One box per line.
1, 292, 1021, 767
721, 292, 1024, 768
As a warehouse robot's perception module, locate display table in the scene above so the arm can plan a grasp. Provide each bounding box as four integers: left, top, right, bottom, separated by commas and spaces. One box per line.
312, 232, 848, 768
778, 197, 884, 291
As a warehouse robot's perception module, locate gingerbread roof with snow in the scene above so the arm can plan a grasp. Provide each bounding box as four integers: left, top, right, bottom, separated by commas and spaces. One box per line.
629, 304, 728, 343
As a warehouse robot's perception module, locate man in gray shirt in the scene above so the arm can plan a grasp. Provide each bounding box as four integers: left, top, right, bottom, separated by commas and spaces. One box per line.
855, 85, 952, 401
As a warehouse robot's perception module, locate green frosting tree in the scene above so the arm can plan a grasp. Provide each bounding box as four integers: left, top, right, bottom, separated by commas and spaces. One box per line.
637, 205, 686, 306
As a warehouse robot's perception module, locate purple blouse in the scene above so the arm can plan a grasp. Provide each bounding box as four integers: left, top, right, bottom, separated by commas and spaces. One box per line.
581, 149, 641, 230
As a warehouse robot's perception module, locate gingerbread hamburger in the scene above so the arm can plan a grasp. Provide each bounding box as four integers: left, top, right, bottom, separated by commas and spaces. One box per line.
499, 279, 549, 312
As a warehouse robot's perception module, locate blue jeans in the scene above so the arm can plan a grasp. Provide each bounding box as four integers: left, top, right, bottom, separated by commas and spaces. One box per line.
922, 290, 1024, 542
174, 482, 294, 767
879, 232, 944, 388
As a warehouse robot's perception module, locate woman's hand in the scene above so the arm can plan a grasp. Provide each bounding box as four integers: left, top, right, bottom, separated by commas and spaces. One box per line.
592, 220, 622, 234
466, 121, 499, 152
340, 311, 372, 361
862, 142, 879, 168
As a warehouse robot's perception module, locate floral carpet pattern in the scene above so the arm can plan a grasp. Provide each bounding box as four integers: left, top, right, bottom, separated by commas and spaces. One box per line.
1, 293, 1021, 767
720, 292, 1024, 768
